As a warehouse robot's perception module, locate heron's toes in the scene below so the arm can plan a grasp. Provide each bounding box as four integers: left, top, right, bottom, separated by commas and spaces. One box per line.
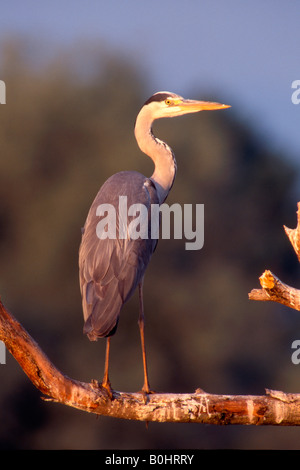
139, 386, 155, 404
92, 378, 113, 400
102, 382, 114, 400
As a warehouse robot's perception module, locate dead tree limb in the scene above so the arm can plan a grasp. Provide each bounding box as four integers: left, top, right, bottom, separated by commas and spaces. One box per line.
249, 202, 300, 310
249, 270, 300, 310
2, 298, 300, 425
2, 203, 300, 424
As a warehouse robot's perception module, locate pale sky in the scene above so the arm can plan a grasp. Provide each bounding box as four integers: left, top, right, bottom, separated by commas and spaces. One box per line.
0, 1, 299, 161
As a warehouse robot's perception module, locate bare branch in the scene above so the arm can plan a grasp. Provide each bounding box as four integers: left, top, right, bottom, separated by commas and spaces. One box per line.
249, 270, 300, 310
2, 298, 300, 425
2, 205, 300, 424
249, 203, 300, 310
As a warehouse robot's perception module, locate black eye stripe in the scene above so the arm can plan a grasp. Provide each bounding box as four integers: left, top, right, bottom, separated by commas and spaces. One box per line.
144, 93, 174, 106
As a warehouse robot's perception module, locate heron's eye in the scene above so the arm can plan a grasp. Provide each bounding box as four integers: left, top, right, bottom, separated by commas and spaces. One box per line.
165, 99, 172, 106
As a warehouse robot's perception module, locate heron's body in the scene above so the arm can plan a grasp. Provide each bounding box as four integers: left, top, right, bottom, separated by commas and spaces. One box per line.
79, 170, 158, 340
79, 91, 230, 396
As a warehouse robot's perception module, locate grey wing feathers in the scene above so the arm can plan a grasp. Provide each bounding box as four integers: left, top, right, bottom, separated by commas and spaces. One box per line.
79, 171, 158, 340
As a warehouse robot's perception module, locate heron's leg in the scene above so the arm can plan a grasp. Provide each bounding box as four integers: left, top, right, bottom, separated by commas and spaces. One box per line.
101, 337, 113, 398
138, 280, 151, 394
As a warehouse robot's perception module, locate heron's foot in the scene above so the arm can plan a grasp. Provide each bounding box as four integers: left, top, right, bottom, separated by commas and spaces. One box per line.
140, 384, 155, 404
100, 379, 114, 400
90, 378, 114, 399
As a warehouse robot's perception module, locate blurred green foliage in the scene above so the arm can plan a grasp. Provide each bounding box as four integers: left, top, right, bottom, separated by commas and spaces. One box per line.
0, 38, 300, 449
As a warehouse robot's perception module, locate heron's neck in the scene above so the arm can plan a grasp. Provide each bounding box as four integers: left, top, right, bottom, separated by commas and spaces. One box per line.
135, 110, 177, 204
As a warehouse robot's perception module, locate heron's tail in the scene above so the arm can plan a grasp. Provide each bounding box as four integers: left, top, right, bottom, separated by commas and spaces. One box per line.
82, 280, 122, 340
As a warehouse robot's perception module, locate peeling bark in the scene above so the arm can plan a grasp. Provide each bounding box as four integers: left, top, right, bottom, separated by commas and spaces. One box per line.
2, 298, 300, 424
249, 202, 300, 311
2, 203, 300, 424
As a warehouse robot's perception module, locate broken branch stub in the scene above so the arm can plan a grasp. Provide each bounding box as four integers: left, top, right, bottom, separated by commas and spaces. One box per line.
249, 202, 300, 311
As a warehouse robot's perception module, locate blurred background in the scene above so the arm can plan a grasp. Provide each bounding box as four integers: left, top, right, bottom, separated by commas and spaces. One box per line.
0, 0, 300, 450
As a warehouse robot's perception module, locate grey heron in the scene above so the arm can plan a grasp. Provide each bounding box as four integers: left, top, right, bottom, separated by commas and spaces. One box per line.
79, 91, 230, 398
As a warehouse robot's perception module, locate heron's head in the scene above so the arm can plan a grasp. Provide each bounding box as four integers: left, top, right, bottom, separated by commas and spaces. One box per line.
143, 91, 230, 120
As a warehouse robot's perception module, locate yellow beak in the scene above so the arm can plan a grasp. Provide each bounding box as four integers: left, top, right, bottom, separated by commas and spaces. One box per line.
179, 99, 231, 112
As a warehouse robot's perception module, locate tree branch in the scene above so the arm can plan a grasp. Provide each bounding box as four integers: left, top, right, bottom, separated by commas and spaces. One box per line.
2, 298, 300, 425
249, 202, 300, 310
249, 270, 300, 310
2, 203, 300, 424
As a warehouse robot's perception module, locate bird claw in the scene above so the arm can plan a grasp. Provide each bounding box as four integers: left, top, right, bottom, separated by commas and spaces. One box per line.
140, 386, 155, 405
91, 378, 114, 399
101, 380, 114, 400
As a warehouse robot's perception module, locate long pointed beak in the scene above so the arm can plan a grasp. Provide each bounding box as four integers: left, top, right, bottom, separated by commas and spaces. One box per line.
179, 99, 231, 112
